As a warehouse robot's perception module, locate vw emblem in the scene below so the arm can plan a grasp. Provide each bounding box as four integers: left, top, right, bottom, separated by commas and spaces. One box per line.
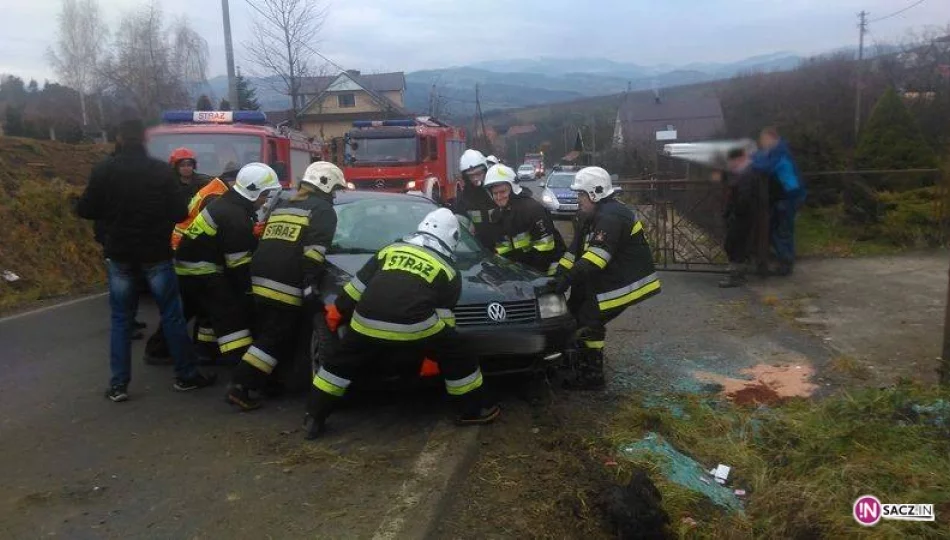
375, 179, 386, 189
486, 302, 507, 322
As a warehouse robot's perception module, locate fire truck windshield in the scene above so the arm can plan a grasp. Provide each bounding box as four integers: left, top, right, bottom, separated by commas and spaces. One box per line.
147, 134, 263, 177
349, 137, 418, 164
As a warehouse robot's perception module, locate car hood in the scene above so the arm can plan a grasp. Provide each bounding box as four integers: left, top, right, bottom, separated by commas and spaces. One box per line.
326, 252, 548, 304
550, 187, 576, 199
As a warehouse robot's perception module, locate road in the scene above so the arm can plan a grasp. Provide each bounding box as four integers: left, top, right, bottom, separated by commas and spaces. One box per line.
0, 295, 478, 539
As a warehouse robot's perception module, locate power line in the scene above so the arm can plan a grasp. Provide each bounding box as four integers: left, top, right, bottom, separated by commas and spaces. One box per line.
869, 0, 927, 23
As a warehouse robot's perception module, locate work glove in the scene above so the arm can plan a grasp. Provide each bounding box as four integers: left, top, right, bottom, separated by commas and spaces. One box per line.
538, 274, 570, 296
324, 304, 343, 333
253, 222, 266, 238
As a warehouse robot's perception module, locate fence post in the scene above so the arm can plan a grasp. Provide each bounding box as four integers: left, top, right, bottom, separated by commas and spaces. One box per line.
942, 256, 950, 386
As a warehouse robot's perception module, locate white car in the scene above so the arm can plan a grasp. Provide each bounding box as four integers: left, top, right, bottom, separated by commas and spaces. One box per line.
517, 164, 536, 181
538, 170, 580, 217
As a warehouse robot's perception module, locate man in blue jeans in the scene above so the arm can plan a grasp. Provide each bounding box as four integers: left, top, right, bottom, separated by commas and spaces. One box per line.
752, 127, 807, 276
77, 118, 216, 402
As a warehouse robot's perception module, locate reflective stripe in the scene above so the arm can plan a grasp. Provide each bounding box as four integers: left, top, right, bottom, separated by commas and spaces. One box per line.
194, 209, 218, 236
382, 244, 457, 281
547, 261, 559, 276
303, 286, 314, 297
251, 276, 303, 296
197, 327, 217, 343
225, 251, 252, 268
174, 260, 223, 275
435, 308, 456, 327
242, 345, 278, 374
304, 248, 326, 263
445, 369, 484, 396
344, 282, 362, 302
304, 244, 328, 255
350, 312, 445, 341
632, 221, 643, 235
267, 214, 310, 226
583, 340, 605, 350
495, 239, 514, 255
587, 246, 612, 264
532, 234, 556, 252
582, 250, 609, 269
271, 207, 310, 217
597, 272, 662, 311
313, 367, 351, 396
252, 285, 303, 306
512, 232, 532, 250
218, 329, 252, 353
558, 252, 575, 270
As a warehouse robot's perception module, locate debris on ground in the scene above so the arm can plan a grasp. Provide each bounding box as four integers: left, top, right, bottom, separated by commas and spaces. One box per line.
619, 432, 744, 513
693, 363, 818, 404
3, 270, 20, 283
599, 468, 672, 540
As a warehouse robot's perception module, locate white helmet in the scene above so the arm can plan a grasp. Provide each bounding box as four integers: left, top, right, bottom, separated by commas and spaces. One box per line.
570, 166, 616, 203
234, 162, 281, 202
486, 155, 499, 166
459, 149, 488, 176
417, 207, 460, 252
301, 161, 346, 194
483, 164, 522, 196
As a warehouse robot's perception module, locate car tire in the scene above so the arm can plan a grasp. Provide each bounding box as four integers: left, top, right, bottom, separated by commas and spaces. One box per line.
309, 311, 341, 381
430, 183, 442, 205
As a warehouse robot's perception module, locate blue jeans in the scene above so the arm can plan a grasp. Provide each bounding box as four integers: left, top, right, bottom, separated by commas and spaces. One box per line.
770, 193, 805, 266
107, 259, 198, 386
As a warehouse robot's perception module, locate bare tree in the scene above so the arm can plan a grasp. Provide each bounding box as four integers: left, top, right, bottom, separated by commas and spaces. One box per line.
170, 16, 211, 94
47, 0, 108, 126
244, 0, 328, 121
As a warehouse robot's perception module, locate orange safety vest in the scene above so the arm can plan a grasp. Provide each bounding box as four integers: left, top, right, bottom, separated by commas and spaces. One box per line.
171, 177, 230, 250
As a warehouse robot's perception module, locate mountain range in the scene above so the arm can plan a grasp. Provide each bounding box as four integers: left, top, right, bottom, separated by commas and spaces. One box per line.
202, 52, 808, 119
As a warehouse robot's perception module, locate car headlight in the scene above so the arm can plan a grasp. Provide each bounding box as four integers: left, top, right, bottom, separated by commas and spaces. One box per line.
346, 182, 356, 190
538, 293, 568, 319
541, 193, 555, 204
406, 180, 417, 190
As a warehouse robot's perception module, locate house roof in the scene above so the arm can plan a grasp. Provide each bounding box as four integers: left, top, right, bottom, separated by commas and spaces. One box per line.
506, 124, 537, 137
299, 71, 405, 96
619, 94, 725, 143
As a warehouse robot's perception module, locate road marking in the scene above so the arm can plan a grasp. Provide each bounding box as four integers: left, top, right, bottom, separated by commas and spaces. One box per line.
372, 420, 478, 540
0, 292, 108, 324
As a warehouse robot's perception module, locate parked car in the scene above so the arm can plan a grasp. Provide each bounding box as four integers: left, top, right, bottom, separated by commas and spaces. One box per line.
517, 164, 536, 181
538, 169, 581, 217
276, 190, 575, 392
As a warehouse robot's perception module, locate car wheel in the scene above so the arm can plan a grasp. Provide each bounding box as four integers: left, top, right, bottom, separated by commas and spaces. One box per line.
430, 182, 442, 204
309, 311, 340, 380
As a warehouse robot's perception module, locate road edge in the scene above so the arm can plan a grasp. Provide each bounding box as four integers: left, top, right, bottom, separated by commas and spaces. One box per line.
0, 291, 108, 323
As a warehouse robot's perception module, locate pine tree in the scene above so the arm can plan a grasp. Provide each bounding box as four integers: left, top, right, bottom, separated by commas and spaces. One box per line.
219, 98, 232, 111
855, 87, 937, 170
196, 94, 214, 111
27, 79, 39, 93
236, 73, 260, 111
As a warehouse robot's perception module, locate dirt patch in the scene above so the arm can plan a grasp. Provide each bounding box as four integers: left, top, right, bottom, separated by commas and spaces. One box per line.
694, 363, 818, 403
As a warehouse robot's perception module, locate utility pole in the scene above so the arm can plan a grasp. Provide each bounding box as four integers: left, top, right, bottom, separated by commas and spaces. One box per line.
221, 0, 239, 109
854, 10, 868, 140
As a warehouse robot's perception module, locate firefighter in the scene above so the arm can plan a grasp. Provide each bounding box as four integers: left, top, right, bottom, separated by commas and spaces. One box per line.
486, 155, 500, 167
144, 166, 235, 365
543, 167, 661, 390
454, 149, 500, 249
226, 162, 346, 410
482, 164, 565, 275
174, 163, 281, 367
303, 208, 500, 440
169, 147, 212, 199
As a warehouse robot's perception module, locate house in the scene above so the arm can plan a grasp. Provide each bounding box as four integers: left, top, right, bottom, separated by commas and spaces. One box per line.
614, 91, 725, 147
296, 70, 408, 140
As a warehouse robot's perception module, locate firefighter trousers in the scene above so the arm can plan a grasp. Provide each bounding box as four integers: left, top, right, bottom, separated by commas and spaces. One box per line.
233, 299, 302, 390
308, 327, 487, 422
178, 274, 254, 365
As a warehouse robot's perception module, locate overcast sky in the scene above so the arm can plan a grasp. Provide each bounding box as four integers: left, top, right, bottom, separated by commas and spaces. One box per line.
3, 0, 947, 83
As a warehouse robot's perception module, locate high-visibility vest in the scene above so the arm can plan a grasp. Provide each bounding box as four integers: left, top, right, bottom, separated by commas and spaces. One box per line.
171, 177, 229, 250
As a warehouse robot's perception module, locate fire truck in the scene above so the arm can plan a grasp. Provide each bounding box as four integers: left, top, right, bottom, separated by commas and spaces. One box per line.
146, 110, 324, 187
330, 117, 466, 204
523, 152, 545, 179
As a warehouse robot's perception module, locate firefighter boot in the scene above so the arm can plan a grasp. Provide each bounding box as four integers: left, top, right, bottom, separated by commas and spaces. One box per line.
303, 389, 340, 440
226, 361, 273, 411
563, 348, 606, 391
455, 386, 501, 426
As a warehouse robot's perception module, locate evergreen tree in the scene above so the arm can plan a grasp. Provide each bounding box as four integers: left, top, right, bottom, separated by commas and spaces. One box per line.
855, 87, 937, 170
236, 73, 260, 110
27, 79, 39, 93
219, 98, 232, 111
4, 105, 26, 136
195, 94, 214, 111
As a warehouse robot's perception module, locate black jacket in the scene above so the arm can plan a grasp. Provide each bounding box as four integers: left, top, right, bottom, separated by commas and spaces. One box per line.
558, 197, 660, 312
250, 192, 337, 307
77, 146, 188, 264
174, 190, 258, 292
723, 165, 760, 220
493, 193, 565, 274
454, 181, 501, 249
337, 237, 460, 341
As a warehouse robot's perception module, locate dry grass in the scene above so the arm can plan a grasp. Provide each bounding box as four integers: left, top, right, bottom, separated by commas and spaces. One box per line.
830, 355, 872, 380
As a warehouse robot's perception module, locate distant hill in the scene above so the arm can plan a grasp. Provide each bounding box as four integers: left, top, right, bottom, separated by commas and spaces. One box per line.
198, 51, 806, 121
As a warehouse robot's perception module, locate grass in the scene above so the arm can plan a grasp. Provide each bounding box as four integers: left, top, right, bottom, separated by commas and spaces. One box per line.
797, 206, 901, 258
606, 383, 950, 539
830, 355, 872, 380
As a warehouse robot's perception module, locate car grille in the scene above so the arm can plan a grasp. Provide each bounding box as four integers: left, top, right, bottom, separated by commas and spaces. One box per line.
352, 178, 408, 190
557, 195, 578, 203
454, 300, 537, 326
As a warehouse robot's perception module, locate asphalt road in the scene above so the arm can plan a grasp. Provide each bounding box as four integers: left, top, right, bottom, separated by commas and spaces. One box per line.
0, 295, 478, 539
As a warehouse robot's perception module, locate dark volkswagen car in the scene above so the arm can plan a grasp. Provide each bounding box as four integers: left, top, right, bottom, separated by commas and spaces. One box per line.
281, 190, 575, 389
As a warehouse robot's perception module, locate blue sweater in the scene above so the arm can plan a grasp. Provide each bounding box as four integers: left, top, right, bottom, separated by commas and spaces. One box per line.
752, 139, 804, 199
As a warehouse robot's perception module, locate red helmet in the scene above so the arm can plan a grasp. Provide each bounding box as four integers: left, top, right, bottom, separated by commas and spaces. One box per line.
168, 147, 197, 167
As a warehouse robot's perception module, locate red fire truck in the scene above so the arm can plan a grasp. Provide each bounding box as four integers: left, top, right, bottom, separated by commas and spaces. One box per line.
333, 117, 466, 204
523, 151, 545, 179
146, 110, 324, 187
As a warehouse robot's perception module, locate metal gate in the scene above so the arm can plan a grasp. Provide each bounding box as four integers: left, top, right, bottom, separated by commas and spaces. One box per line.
617, 178, 733, 272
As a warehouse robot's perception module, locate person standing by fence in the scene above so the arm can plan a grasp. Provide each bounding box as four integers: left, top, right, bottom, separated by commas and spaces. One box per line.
752, 127, 806, 276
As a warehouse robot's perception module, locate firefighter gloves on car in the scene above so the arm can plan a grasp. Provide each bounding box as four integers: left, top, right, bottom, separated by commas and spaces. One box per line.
324, 304, 343, 332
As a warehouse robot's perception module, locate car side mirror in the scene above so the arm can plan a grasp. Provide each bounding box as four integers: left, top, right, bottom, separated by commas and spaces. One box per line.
271, 161, 288, 181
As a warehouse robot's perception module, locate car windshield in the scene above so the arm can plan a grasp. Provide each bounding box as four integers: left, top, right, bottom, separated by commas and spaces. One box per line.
546, 173, 576, 188
350, 137, 418, 164
331, 198, 482, 255
147, 134, 262, 178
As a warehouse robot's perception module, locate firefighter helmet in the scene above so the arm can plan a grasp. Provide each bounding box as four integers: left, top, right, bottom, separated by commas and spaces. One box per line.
486, 155, 499, 166
168, 147, 197, 167
234, 162, 281, 202
482, 164, 522, 195
459, 149, 488, 175
301, 161, 346, 194
417, 208, 460, 252
570, 166, 617, 203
